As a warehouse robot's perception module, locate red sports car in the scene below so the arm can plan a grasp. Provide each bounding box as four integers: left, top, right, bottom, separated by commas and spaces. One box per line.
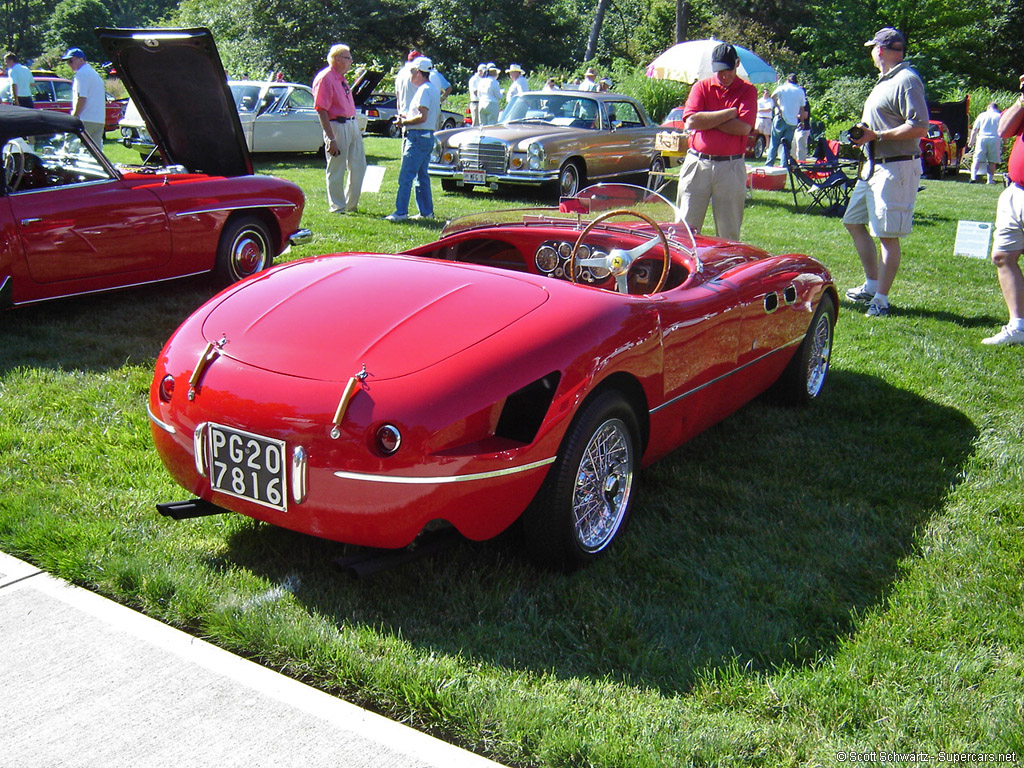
920, 119, 960, 176
0, 28, 309, 310
149, 184, 837, 569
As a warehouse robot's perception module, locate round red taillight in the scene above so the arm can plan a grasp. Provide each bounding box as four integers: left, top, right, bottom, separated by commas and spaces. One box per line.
158, 375, 175, 403
374, 424, 402, 455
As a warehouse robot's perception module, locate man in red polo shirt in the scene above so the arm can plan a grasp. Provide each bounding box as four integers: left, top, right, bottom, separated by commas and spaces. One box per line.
675, 42, 756, 241
982, 74, 1024, 346
313, 43, 366, 214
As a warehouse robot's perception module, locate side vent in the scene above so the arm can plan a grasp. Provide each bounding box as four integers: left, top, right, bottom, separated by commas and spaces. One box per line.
783, 284, 798, 304
764, 292, 779, 313
495, 372, 562, 444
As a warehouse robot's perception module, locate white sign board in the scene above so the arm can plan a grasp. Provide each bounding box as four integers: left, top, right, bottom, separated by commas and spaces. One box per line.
361, 165, 386, 194
953, 221, 993, 260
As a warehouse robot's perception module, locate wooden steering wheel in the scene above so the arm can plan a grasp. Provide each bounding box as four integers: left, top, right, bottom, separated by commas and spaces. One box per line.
568, 208, 671, 295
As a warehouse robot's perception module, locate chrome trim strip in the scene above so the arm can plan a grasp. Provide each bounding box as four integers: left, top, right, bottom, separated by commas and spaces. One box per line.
171, 202, 297, 218
333, 456, 557, 485
147, 405, 176, 435
650, 335, 804, 414
9, 270, 210, 308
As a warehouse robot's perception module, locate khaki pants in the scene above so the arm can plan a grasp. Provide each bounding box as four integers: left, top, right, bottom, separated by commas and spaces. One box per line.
325, 119, 366, 213
676, 153, 746, 241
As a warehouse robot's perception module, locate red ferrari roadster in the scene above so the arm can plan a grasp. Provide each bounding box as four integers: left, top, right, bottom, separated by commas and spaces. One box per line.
0, 28, 309, 310
149, 184, 837, 569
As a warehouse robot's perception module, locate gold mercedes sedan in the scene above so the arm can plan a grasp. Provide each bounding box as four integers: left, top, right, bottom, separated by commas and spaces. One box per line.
429, 90, 667, 198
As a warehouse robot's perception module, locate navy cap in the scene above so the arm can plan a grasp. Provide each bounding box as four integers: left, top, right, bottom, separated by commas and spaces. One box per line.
60, 47, 86, 61
865, 28, 906, 50
711, 43, 739, 72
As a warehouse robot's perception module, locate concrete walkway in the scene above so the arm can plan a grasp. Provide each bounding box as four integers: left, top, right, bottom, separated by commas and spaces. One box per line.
0, 552, 505, 768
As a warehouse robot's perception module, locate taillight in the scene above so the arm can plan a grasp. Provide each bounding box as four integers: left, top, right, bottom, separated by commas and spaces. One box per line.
158, 375, 175, 403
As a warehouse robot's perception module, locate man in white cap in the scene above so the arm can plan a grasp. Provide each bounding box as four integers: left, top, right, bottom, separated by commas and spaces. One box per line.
386, 57, 441, 222
579, 67, 600, 92
505, 64, 529, 105
843, 27, 928, 318
61, 47, 105, 146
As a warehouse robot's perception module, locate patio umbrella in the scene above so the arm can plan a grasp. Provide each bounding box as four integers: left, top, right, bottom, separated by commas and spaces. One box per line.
646, 39, 777, 84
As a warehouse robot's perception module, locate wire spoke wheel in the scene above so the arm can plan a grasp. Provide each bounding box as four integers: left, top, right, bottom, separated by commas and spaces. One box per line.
572, 418, 634, 553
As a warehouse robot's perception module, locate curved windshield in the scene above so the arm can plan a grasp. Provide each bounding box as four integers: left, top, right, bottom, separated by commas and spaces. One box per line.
503, 93, 600, 129
442, 184, 695, 252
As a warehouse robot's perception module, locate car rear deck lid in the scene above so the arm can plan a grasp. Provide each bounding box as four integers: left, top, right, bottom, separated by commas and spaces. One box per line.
201, 255, 549, 381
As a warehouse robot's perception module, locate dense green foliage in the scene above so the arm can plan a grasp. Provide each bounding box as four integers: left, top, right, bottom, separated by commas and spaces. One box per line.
0, 0, 1020, 98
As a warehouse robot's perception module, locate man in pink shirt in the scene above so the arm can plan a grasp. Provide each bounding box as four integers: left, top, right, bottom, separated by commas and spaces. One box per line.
313, 44, 366, 213
675, 43, 756, 241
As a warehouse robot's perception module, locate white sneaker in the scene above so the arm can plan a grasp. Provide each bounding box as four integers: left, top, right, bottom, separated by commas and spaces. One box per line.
384, 213, 408, 222
981, 325, 1024, 345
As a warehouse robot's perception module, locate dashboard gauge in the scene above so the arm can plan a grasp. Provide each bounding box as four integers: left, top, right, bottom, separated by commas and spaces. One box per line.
557, 242, 573, 260
535, 244, 559, 273
587, 250, 611, 279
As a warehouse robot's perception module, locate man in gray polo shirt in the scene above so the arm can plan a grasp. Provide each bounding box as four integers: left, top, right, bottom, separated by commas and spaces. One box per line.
843, 27, 929, 318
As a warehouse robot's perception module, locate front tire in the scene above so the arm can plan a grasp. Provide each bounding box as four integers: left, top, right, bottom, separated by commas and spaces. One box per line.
752, 134, 766, 160
521, 391, 639, 570
214, 215, 273, 286
557, 160, 584, 198
771, 294, 836, 406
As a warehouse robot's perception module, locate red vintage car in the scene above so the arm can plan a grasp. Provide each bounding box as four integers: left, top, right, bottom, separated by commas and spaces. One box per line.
149, 184, 837, 569
920, 119, 960, 176
0, 29, 309, 310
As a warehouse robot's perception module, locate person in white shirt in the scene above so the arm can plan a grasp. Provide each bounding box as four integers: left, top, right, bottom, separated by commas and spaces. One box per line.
5, 53, 34, 107
468, 64, 486, 125
476, 64, 502, 125
505, 64, 529, 106
755, 87, 773, 138
970, 102, 1003, 183
763, 74, 806, 166
386, 57, 441, 222
61, 47, 106, 146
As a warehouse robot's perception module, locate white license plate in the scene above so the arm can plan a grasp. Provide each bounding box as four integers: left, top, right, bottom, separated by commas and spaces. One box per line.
208, 423, 287, 512
462, 169, 486, 184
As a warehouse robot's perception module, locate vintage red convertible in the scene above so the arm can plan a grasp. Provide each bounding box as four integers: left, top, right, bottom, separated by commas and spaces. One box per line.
0, 28, 309, 310
149, 185, 837, 569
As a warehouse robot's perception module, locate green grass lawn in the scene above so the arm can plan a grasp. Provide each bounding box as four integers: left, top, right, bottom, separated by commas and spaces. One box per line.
2, 139, 1022, 766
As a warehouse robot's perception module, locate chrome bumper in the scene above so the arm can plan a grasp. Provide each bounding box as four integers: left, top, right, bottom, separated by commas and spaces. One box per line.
289, 229, 313, 247
428, 166, 557, 187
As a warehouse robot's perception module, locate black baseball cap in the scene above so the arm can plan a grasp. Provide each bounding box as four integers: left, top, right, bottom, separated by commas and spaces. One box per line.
711, 43, 739, 72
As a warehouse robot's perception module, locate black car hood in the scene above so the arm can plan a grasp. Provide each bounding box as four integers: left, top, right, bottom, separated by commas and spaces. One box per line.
350, 70, 383, 107
97, 27, 252, 177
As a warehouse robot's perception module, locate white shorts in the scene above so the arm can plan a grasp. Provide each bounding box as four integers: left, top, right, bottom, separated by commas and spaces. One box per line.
975, 136, 1003, 165
993, 183, 1024, 254
842, 158, 922, 238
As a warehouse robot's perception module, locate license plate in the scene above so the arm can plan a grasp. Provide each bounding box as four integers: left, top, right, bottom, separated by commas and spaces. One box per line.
208, 423, 287, 512
463, 169, 486, 184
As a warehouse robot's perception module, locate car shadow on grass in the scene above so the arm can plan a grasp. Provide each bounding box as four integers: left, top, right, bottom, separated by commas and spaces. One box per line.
221, 367, 977, 696
0, 278, 220, 375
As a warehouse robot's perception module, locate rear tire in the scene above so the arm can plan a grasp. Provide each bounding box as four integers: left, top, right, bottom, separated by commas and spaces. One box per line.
214, 215, 273, 286
521, 391, 639, 570
752, 134, 766, 160
647, 155, 666, 192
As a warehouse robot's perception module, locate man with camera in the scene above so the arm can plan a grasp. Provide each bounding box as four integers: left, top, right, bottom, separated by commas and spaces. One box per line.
842, 28, 929, 318
981, 75, 1024, 346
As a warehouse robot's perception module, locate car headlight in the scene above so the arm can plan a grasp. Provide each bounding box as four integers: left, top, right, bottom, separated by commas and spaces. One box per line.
527, 142, 545, 170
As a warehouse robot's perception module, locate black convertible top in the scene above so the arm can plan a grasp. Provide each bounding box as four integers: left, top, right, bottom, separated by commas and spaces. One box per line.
0, 104, 82, 146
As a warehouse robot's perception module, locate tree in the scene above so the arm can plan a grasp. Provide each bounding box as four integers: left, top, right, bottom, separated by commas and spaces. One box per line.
584, 0, 610, 61
45, 0, 111, 62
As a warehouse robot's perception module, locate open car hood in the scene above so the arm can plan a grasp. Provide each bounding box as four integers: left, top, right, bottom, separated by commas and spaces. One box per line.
97, 27, 252, 177
201, 255, 550, 382
350, 70, 383, 107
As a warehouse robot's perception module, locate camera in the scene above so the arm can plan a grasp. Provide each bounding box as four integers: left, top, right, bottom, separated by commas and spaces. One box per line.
847, 124, 866, 141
